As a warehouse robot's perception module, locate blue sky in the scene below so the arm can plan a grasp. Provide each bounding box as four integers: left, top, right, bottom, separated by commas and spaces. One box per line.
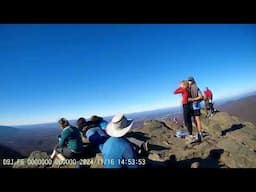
1, 24, 256, 125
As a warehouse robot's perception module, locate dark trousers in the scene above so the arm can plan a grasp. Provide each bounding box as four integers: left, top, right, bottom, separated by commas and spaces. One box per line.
55, 145, 74, 158
183, 104, 193, 135
209, 103, 214, 113
55, 145, 82, 159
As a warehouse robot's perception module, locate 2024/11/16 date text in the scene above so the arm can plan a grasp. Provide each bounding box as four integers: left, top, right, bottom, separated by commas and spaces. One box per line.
79, 158, 146, 166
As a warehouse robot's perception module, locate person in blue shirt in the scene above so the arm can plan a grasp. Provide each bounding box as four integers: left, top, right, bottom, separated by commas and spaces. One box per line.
77, 115, 109, 152
102, 113, 138, 168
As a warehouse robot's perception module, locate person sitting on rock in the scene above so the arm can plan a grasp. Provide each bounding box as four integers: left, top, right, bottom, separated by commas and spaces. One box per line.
77, 115, 148, 155
102, 113, 139, 168
50, 118, 83, 160
90, 115, 108, 130
95, 114, 149, 156
76, 117, 89, 144
76, 115, 110, 152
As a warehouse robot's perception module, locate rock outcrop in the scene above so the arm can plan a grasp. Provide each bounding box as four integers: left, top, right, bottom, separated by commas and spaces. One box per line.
13, 110, 256, 168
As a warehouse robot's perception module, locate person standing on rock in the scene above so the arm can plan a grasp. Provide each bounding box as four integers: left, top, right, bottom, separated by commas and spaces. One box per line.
174, 80, 193, 136
187, 76, 204, 142
204, 87, 215, 117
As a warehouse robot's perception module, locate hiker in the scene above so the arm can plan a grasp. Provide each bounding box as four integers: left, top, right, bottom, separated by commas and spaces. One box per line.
76, 116, 109, 152
187, 76, 204, 142
102, 113, 138, 168
174, 80, 193, 137
90, 115, 108, 130
50, 118, 83, 160
90, 115, 148, 155
77, 115, 148, 155
76, 117, 89, 143
204, 87, 215, 117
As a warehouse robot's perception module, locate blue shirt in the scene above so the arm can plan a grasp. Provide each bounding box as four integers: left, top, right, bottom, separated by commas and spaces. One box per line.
99, 120, 108, 130
86, 127, 108, 138
192, 102, 201, 110
102, 137, 138, 168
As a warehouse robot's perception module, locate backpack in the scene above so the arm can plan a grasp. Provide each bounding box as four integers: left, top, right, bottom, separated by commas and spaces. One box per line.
175, 129, 189, 138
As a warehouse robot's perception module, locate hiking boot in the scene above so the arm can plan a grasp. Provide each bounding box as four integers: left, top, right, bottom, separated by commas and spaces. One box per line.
185, 135, 196, 144
197, 133, 203, 142
202, 131, 209, 137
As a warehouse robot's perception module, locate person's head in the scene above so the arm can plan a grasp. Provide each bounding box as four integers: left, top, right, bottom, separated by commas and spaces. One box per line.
106, 113, 133, 137
76, 117, 87, 129
90, 115, 103, 124
58, 118, 70, 129
180, 80, 189, 89
187, 76, 195, 85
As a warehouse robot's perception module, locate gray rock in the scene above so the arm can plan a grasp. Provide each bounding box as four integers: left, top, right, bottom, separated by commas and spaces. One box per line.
191, 162, 200, 168
13, 111, 256, 168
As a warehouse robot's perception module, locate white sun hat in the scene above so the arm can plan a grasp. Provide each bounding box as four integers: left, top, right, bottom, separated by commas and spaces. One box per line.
106, 113, 134, 137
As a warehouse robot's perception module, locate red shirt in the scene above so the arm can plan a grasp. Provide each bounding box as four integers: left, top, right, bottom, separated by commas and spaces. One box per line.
174, 87, 189, 105
204, 89, 213, 99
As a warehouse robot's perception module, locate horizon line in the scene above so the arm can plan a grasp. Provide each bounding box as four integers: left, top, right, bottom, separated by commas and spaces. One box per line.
2, 90, 256, 127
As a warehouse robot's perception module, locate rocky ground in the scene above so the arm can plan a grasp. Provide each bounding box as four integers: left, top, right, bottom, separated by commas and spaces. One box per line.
13, 110, 256, 168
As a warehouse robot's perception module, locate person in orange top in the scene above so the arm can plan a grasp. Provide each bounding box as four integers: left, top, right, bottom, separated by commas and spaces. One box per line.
174, 80, 193, 136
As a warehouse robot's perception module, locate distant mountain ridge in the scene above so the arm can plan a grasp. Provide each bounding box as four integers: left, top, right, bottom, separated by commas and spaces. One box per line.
217, 94, 256, 125
13, 106, 180, 129
0, 126, 20, 135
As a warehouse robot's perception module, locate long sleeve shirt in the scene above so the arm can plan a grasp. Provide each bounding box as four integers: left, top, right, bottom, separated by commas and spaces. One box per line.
174, 87, 189, 105
102, 137, 138, 168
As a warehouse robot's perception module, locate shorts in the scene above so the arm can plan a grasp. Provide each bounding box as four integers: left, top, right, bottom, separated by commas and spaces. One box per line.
192, 109, 201, 116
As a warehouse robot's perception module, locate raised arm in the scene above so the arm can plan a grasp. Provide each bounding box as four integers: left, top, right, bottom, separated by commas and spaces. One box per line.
174, 87, 184, 94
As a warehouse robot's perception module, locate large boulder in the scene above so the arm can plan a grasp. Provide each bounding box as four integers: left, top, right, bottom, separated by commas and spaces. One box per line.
13, 151, 52, 168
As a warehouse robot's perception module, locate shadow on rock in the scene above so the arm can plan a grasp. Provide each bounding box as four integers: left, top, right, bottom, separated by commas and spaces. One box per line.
178, 148, 225, 168
126, 131, 150, 142
144, 148, 225, 168
149, 144, 170, 151
221, 124, 244, 136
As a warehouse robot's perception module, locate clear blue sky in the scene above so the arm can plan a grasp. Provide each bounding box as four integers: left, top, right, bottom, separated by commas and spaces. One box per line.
1, 24, 256, 125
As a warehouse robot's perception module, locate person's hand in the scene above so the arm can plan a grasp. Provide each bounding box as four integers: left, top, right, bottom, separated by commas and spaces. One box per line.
188, 98, 194, 102
82, 127, 88, 132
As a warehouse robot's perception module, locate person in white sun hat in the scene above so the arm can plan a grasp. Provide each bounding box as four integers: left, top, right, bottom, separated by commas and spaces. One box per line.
102, 113, 139, 168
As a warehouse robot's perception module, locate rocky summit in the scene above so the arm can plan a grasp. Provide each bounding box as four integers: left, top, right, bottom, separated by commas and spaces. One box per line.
13, 110, 256, 168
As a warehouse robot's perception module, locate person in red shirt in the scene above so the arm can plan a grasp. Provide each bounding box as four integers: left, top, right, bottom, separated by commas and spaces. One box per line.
174, 80, 193, 136
203, 87, 214, 117
204, 87, 213, 101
